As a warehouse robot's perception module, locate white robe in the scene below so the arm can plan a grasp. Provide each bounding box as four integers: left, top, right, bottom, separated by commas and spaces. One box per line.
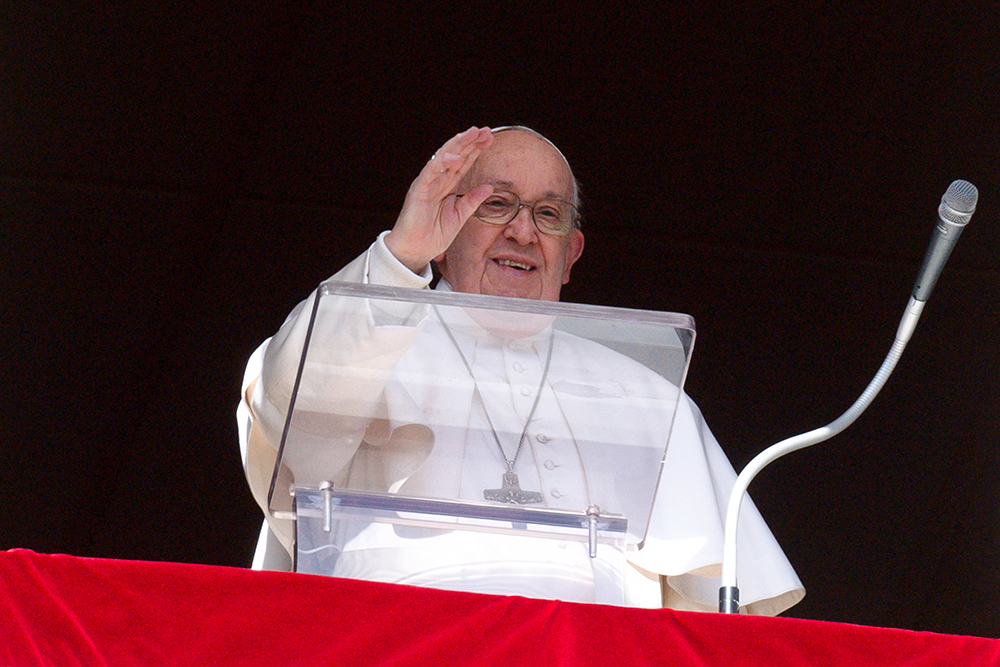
238, 232, 805, 615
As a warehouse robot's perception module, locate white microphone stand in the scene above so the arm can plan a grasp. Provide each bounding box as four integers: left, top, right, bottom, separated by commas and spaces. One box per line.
718, 297, 923, 613
718, 179, 978, 614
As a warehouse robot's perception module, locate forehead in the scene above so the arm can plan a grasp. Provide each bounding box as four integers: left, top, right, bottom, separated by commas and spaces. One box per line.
465, 131, 575, 201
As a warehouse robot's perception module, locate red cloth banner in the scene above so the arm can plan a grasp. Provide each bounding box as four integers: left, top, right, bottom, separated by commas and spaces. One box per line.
1, 549, 997, 666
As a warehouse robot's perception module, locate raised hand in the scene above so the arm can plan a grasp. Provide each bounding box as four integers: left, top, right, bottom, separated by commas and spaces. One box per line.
384, 127, 495, 273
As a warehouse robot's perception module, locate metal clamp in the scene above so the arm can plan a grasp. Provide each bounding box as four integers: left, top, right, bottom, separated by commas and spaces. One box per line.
320, 481, 334, 532
586, 505, 601, 558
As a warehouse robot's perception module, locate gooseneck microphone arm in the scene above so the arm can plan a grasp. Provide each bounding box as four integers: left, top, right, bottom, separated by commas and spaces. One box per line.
719, 180, 978, 614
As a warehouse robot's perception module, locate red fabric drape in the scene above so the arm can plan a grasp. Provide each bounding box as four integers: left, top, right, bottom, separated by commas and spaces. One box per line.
1, 549, 997, 666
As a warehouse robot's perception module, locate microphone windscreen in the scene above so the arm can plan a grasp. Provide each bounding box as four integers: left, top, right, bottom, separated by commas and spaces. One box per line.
940, 180, 978, 225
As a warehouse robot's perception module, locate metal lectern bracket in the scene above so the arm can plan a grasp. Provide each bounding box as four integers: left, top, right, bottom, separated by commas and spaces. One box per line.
298, 486, 625, 561
586, 505, 601, 558
320, 481, 334, 533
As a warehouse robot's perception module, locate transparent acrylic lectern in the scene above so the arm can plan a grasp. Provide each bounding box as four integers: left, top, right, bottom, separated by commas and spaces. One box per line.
267, 281, 694, 605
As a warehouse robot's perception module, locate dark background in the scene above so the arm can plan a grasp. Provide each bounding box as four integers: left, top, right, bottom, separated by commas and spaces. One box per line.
3, 3, 998, 637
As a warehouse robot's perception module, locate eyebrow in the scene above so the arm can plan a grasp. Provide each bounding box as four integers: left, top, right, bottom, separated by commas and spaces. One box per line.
486, 180, 573, 203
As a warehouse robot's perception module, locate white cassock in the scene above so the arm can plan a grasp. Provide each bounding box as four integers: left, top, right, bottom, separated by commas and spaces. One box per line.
238, 232, 805, 615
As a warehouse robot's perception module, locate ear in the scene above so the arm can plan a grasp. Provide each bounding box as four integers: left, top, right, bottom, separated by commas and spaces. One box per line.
561, 229, 585, 284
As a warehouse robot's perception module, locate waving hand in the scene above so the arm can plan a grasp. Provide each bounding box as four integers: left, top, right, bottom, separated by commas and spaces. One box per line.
384, 127, 495, 273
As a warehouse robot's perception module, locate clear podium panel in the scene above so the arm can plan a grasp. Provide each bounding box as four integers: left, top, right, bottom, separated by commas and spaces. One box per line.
294, 487, 630, 604
265, 280, 695, 600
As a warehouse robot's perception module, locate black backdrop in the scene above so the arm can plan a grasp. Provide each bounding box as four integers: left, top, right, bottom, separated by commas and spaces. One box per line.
3, 4, 998, 637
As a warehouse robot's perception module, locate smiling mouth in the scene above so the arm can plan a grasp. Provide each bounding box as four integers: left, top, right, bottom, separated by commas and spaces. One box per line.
495, 258, 534, 271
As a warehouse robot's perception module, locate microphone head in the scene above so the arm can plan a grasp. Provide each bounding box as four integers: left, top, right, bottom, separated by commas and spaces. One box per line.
939, 180, 978, 225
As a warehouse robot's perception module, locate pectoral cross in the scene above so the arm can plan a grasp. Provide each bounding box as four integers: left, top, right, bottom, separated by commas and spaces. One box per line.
484, 471, 544, 504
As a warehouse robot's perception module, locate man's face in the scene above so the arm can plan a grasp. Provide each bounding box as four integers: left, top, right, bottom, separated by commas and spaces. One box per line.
436, 130, 585, 302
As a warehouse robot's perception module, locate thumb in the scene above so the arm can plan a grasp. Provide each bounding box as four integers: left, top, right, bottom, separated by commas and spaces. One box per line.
453, 183, 494, 223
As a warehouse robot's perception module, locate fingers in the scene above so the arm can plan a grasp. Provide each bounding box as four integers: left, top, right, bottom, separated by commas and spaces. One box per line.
423, 126, 493, 184
441, 126, 494, 160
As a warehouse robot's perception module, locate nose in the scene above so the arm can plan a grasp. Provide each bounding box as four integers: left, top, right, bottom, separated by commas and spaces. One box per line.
503, 206, 538, 245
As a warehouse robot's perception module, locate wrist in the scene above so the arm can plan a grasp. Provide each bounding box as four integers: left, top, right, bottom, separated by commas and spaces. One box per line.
374, 231, 433, 286
383, 230, 432, 274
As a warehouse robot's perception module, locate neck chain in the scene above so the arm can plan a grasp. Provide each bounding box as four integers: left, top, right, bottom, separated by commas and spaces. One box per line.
435, 308, 554, 504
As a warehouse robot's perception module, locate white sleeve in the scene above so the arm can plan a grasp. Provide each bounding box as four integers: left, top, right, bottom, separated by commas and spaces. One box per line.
237, 233, 435, 556
628, 395, 805, 615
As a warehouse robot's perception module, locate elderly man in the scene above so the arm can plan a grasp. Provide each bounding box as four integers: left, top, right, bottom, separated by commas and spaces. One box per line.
238, 126, 804, 614
384, 126, 582, 301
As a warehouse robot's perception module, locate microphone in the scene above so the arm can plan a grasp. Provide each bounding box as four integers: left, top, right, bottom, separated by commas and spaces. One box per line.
912, 180, 978, 301
719, 179, 979, 614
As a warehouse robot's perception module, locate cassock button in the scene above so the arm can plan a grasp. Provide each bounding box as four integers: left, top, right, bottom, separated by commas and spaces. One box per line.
537, 434, 550, 443
513, 362, 524, 372
544, 460, 557, 470
551, 489, 564, 499
520, 386, 532, 396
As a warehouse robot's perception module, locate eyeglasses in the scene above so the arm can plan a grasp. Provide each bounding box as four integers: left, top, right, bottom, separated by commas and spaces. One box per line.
457, 190, 580, 237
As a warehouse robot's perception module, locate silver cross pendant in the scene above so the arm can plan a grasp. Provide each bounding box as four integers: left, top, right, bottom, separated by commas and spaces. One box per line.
484, 471, 544, 504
